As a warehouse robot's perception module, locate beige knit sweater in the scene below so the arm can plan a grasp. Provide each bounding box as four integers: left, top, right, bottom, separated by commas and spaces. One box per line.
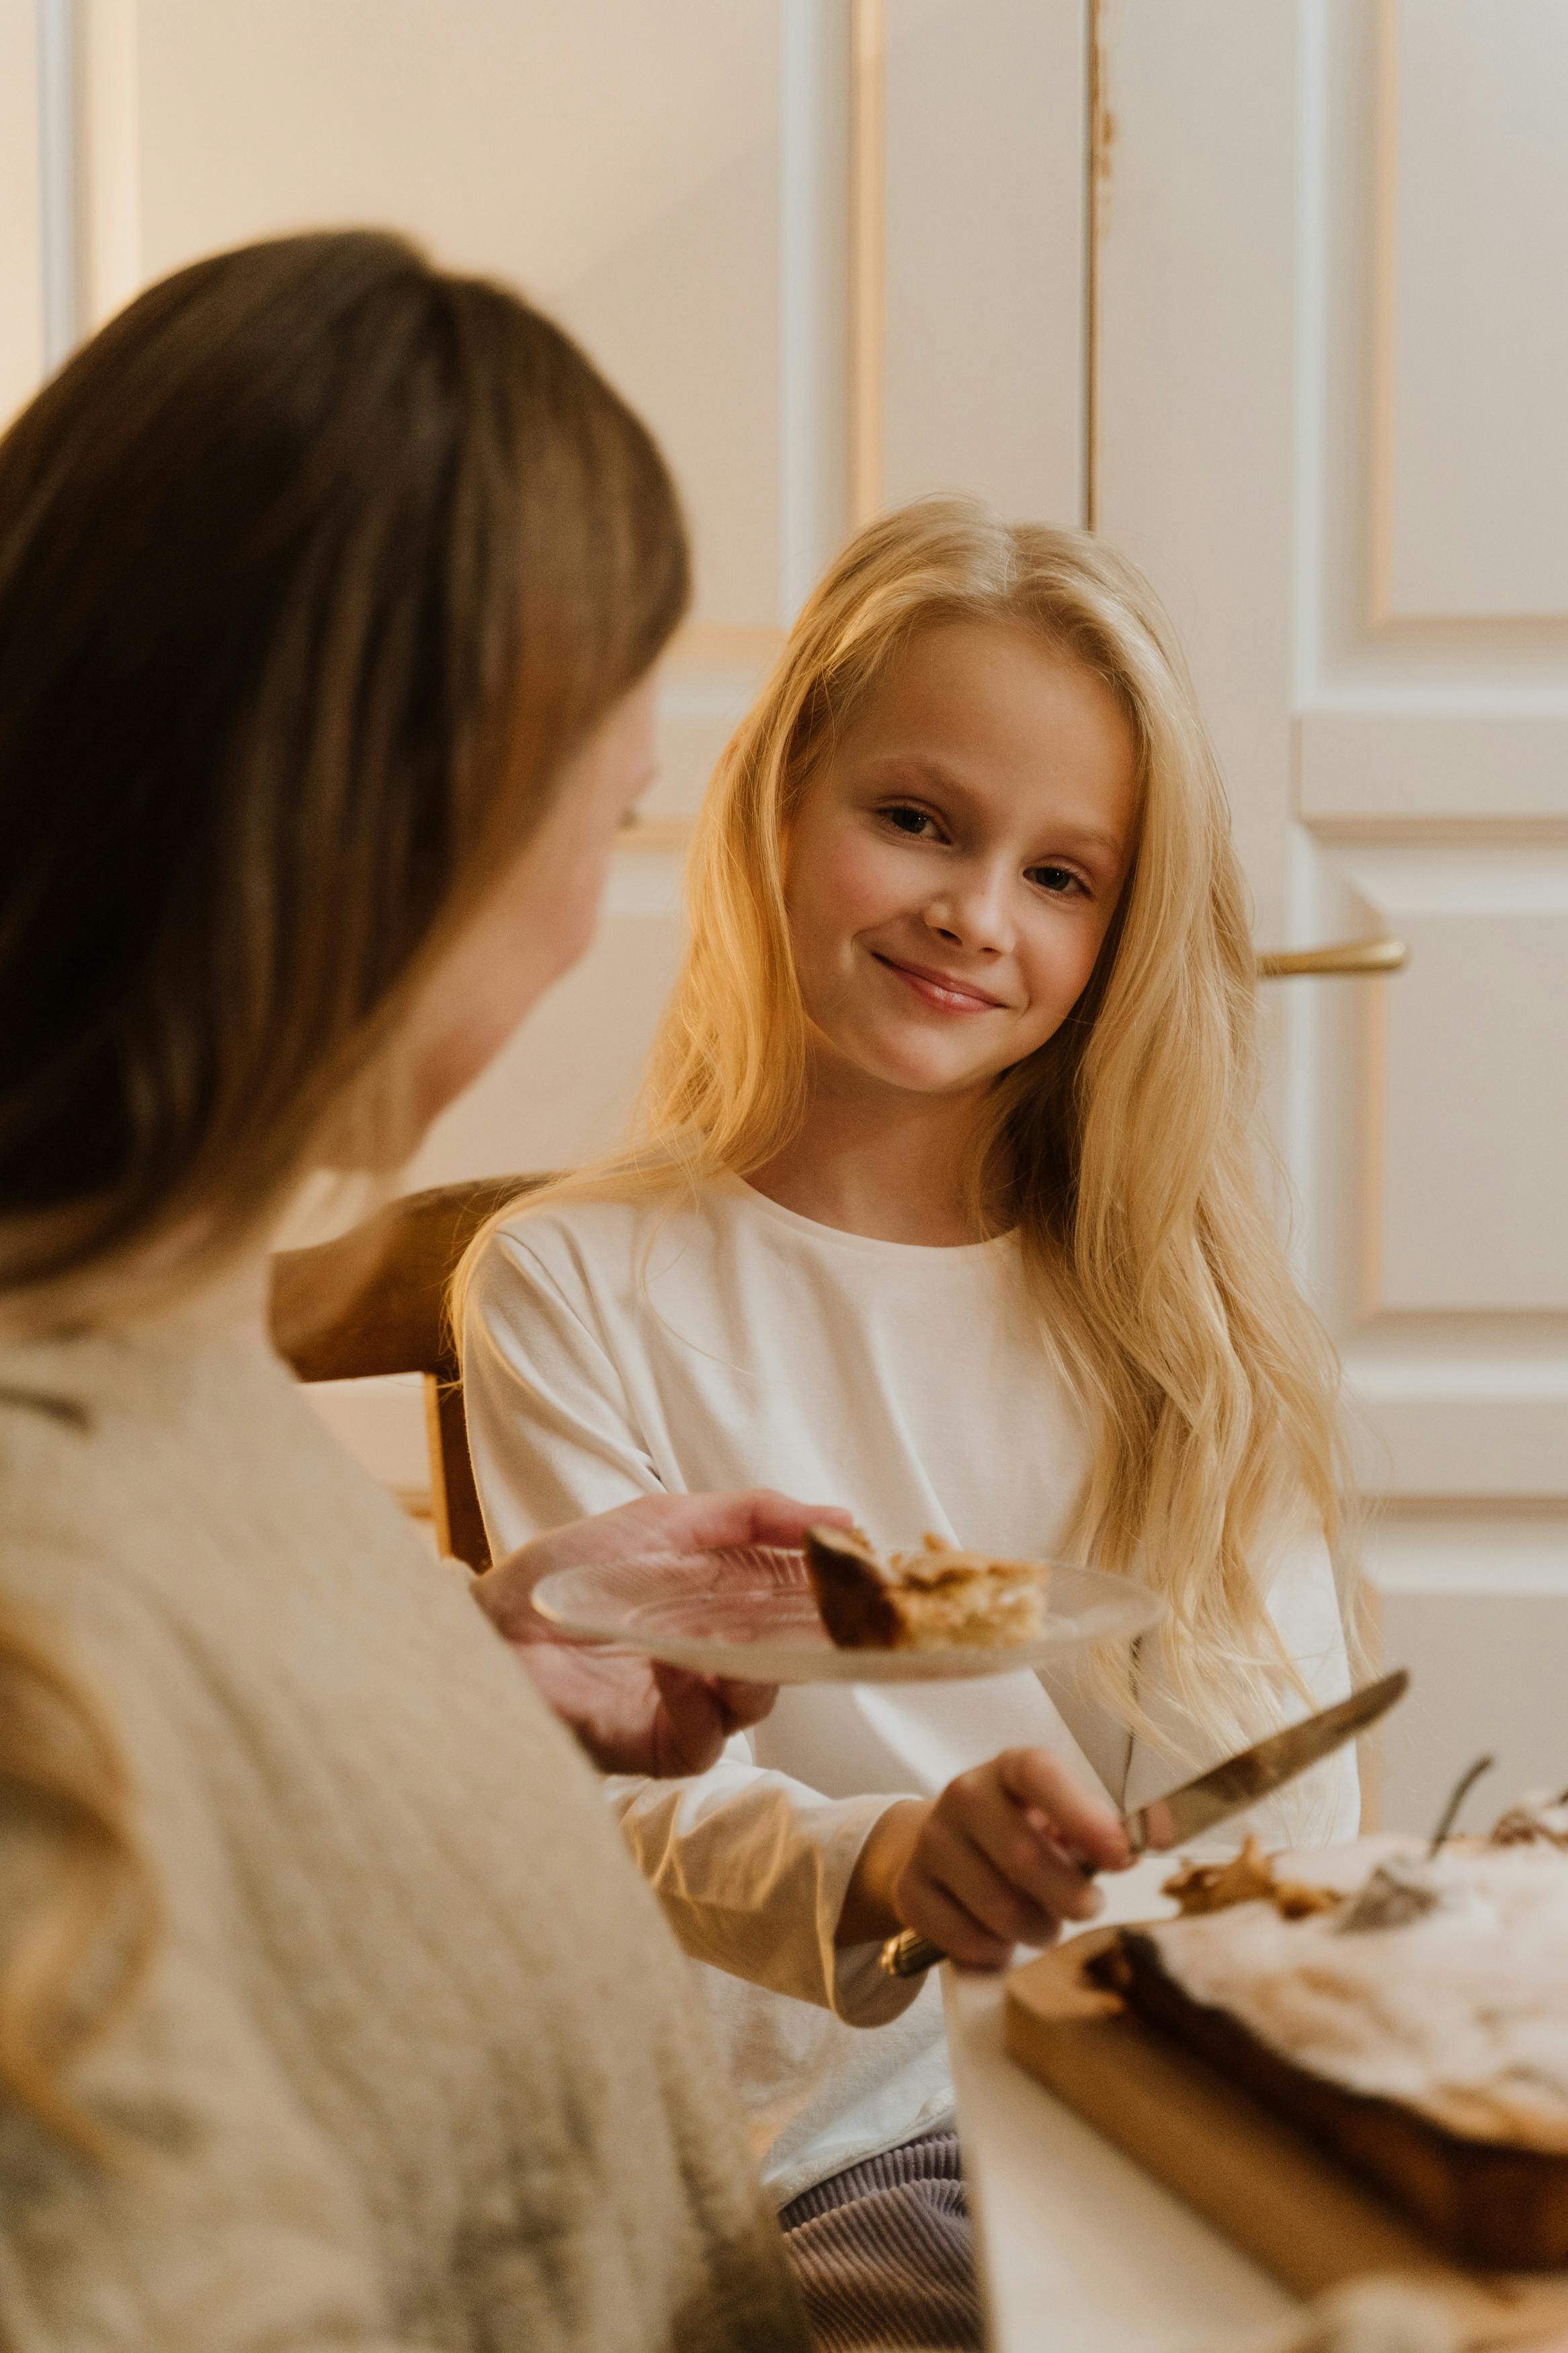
0, 1311, 809, 2352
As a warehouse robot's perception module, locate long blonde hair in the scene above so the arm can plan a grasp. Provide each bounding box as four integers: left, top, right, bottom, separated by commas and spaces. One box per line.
0, 231, 688, 2152
468, 497, 1352, 1759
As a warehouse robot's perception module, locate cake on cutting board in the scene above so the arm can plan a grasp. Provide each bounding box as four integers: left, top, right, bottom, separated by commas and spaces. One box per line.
1092, 1800, 1568, 2266
802, 1524, 1049, 1650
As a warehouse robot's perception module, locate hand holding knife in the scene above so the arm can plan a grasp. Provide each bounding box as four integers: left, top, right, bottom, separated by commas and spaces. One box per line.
878, 1668, 1409, 1979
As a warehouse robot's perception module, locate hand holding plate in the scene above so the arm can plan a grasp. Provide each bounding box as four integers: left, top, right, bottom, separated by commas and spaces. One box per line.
473, 1489, 853, 1776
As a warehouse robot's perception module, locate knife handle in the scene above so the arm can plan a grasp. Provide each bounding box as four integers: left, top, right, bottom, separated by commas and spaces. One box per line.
879, 1927, 946, 1978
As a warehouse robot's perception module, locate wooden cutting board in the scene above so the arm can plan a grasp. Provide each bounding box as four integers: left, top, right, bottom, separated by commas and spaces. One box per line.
1005, 1929, 1568, 2349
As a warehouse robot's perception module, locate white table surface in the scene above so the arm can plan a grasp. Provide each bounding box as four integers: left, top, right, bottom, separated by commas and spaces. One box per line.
942, 1854, 1299, 2353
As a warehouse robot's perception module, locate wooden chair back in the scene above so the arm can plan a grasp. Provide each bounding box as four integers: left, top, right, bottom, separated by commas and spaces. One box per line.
270, 1174, 544, 1570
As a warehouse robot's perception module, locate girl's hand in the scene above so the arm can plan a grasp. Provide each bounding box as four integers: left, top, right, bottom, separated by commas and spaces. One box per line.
472, 1489, 853, 1778
837, 1749, 1131, 1967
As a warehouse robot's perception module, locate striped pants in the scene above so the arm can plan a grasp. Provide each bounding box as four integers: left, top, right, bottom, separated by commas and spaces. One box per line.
778, 2129, 982, 2353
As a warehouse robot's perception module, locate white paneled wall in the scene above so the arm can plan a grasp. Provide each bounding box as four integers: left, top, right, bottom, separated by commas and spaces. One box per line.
1100, 0, 1568, 1830
130, 0, 790, 631
1377, 0, 1568, 622
880, 0, 1085, 522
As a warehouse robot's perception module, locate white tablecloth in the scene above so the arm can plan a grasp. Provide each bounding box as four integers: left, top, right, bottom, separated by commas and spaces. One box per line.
943, 1854, 1298, 2353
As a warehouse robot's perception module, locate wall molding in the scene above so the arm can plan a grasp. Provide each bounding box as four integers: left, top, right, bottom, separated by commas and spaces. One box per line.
1084, 0, 1109, 534
1299, 711, 1568, 826
1368, 0, 1568, 629
1367, 0, 1399, 631
848, 0, 883, 528
778, 0, 850, 621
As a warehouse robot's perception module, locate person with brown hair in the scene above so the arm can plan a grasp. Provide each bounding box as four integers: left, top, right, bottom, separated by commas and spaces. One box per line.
0, 228, 830, 2351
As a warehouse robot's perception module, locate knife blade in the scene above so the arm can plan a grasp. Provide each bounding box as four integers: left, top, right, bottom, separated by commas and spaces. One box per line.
878, 1667, 1409, 1979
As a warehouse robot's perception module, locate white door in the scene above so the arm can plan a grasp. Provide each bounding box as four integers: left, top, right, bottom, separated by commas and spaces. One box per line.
1097, 0, 1568, 1828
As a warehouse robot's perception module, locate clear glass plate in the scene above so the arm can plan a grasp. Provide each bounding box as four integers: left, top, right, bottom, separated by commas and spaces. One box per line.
528, 1544, 1165, 1685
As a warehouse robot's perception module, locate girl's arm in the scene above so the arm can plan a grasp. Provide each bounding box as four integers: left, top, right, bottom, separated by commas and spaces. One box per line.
604, 1755, 931, 2025
835, 1750, 1128, 1967
462, 1224, 926, 2024
462, 1226, 669, 1543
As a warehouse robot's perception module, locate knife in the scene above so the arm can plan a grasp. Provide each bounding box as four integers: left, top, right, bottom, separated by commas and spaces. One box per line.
877, 1666, 1409, 1979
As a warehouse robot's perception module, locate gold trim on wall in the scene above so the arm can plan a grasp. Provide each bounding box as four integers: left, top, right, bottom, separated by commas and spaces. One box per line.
1255, 936, 1409, 980
1085, 0, 1110, 534
1368, 0, 1400, 629
848, 0, 885, 528
1360, 945, 1389, 1324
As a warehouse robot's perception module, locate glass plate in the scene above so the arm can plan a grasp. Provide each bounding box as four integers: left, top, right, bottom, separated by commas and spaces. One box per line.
528, 1544, 1165, 1685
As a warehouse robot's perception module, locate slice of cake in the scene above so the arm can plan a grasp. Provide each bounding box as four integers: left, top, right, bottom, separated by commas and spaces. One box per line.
1093, 1813, 1568, 2265
802, 1525, 1048, 1651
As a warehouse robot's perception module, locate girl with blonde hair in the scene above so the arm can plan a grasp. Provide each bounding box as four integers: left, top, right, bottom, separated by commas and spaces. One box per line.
462, 497, 1358, 2348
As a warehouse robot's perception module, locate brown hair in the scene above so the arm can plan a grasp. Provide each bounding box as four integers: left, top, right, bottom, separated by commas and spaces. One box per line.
0, 229, 688, 2151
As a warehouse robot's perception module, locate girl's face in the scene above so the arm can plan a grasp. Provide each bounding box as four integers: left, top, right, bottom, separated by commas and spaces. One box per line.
784, 620, 1137, 1103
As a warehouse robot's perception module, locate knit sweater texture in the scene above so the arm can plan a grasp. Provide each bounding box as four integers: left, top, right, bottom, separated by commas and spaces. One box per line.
0, 1312, 809, 2353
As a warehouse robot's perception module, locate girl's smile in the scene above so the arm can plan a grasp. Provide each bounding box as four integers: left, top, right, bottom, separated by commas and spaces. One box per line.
784, 616, 1138, 1106
870, 951, 1012, 1014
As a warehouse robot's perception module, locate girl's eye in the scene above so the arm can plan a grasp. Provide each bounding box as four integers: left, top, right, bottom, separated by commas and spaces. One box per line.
881, 803, 938, 839
1027, 864, 1083, 896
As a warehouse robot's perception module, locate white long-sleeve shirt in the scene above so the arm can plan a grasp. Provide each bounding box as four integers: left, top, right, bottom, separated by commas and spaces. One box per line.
462, 1175, 1358, 2203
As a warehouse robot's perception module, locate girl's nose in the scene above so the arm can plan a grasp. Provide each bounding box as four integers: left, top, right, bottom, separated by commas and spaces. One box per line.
922, 866, 1013, 956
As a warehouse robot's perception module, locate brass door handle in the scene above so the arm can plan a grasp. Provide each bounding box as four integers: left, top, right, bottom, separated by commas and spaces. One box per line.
1255, 938, 1408, 980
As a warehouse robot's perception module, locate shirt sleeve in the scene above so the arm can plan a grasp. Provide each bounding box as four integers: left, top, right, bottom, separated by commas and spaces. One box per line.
1122, 1529, 1361, 1851
606, 1749, 922, 2028
462, 1224, 922, 2027
462, 1226, 667, 1554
